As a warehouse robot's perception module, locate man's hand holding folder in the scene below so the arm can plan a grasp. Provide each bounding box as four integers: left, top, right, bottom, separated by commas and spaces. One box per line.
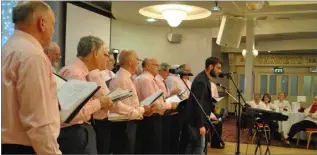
99, 96, 113, 109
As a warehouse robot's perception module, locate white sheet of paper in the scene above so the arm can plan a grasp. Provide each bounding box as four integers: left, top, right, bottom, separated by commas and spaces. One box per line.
297, 96, 306, 103
58, 80, 98, 122
165, 95, 182, 103
140, 90, 163, 106
215, 97, 224, 102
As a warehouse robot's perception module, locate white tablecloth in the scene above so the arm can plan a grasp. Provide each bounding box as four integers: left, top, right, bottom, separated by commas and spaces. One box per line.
278, 112, 307, 140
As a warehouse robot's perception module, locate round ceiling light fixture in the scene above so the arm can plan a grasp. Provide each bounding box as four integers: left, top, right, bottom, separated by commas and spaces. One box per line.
139, 4, 211, 27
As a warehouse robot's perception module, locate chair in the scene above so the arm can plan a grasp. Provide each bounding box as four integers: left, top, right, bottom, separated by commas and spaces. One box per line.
296, 128, 317, 149
251, 123, 270, 144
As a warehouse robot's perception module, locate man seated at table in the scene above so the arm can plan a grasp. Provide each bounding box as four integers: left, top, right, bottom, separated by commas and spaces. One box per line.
247, 93, 266, 110
284, 96, 317, 145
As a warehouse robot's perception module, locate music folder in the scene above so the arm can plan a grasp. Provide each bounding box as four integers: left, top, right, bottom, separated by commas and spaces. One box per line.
54, 73, 101, 123
108, 90, 163, 122
106, 88, 133, 103
140, 90, 163, 106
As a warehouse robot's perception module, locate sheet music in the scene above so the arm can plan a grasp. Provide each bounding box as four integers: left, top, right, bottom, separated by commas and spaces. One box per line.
58, 80, 98, 122
166, 95, 183, 103
214, 97, 224, 102
106, 88, 132, 102
54, 74, 66, 90
178, 88, 186, 96
140, 90, 163, 106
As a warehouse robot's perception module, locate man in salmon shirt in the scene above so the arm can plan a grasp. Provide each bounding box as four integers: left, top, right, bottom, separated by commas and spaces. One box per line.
2, 1, 62, 154
58, 36, 113, 154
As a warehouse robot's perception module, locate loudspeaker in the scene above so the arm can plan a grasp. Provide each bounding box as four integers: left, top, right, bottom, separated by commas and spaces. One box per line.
167, 32, 182, 43
216, 16, 245, 48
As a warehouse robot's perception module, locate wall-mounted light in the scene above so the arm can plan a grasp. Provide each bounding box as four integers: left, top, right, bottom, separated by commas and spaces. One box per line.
242, 49, 259, 57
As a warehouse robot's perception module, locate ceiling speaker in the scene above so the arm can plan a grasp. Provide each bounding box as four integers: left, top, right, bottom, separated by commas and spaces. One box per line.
167, 32, 182, 44
216, 16, 245, 48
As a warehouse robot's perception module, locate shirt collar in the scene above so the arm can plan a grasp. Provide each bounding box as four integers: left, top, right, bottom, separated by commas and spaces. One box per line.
74, 58, 89, 76
143, 71, 155, 79
118, 67, 132, 78
14, 30, 43, 52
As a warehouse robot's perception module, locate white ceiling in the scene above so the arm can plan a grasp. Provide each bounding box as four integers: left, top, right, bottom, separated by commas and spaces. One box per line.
111, 1, 317, 28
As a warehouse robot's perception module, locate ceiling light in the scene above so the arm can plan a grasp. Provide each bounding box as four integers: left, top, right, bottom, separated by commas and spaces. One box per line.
146, 18, 156, 22
242, 49, 246, 57
139, 4, 211, 27
162, 9, 187, 27
211, 6, 221, 12
246, 1, 265, 11
268, 51, 271, 53
253, 49, 259, 56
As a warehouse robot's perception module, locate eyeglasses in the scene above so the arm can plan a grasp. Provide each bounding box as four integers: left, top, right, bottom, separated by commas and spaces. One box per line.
149, 63, 159, 67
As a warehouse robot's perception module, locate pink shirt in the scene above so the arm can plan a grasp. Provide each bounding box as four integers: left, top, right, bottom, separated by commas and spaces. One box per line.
155, 74, 169, 98
109, 68, 144, 118
1, 30, 61, 154
135, 71, 172, 113
165, 74, 191, 99
101, 69, 115, 81
59, 58, 109, 126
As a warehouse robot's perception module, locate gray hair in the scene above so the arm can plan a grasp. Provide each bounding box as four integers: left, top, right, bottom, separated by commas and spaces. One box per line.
77, 36, 107, 57
44, 42, 59, 53
13, 1, 50, 25
159, 63, 171, 71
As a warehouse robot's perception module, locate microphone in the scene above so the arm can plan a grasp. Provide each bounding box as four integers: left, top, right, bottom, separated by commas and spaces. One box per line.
216, 83, 228, 90
218, 72, 236, 78
169, 69, 193, 76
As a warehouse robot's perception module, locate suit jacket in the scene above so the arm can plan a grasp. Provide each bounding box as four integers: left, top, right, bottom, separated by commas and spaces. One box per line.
182, 71, 214, 129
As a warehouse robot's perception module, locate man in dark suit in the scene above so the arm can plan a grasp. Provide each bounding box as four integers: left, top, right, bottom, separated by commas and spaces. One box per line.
182, 57, 222, 154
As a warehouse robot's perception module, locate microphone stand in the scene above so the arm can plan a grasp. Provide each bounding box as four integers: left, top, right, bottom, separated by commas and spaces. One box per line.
180, 77, 225, 147
225, 74, 248, 155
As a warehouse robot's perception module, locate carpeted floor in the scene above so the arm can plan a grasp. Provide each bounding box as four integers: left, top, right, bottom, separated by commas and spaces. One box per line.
221, 116, 317, 150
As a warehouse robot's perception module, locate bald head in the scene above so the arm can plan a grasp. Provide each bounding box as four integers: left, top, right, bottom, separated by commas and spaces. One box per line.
13, 1, 55, 49
143, 58, 159, 76
119, 50, 139, 74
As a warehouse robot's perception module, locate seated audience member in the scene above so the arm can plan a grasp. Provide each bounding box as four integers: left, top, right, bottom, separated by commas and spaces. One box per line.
262, 93, 278, 111
284, 96, 317, 145
45, 42, 61, 72
262, 93, 280, 140
247, 93, 266, 110
58, 36, 113, 154
272, 92, 291, 112
2, 2, 62, 154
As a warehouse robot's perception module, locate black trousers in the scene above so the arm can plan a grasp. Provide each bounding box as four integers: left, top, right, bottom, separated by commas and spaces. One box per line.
162, 115, 172, 154
58, 123, 97, 154
170, 114, 182, 154
210, 121, 223, 148
288, 120, 317, 138
110, 121, 137, 154
93, 118, 112, 154
135, 114, 163, 154
2, 144, 35, 154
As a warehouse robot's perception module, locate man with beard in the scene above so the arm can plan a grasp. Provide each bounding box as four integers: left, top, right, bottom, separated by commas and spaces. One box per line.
182, 57, 222, 154
45, 42, 61, 72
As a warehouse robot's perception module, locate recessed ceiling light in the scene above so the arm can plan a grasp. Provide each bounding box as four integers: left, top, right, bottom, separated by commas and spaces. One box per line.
268, 51, 271, 53
146, 18, 156, 22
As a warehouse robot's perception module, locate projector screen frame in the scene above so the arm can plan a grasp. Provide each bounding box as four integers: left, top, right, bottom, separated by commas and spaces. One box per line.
60, 1, 114, 67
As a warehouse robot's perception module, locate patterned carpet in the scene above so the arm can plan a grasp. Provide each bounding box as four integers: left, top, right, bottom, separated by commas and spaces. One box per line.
222, 116, 317, 150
